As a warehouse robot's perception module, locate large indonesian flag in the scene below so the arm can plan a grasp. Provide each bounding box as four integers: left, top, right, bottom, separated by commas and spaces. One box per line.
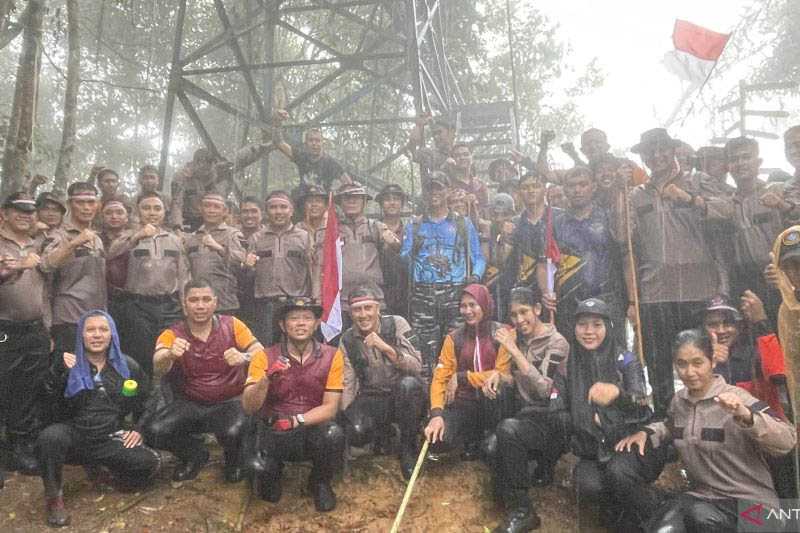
320, 195, 343, 341
663, 19, 730, 85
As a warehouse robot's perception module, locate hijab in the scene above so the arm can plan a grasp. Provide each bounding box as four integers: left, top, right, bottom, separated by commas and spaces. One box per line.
65, 309, 130, 398
458, 284, 498, 372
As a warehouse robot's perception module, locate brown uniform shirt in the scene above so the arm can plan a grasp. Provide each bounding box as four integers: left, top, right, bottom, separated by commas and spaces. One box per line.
108, 227, 189, 296
313, 216, 387, 310
341, 315, 422, 409
248, 224, 311, 299
184, 223, 247, 311
628, 172, 729, 304
42, 221, 107, 326
725, 182, 788, 271
504, 323, 569, 408
0, 229, 48, 322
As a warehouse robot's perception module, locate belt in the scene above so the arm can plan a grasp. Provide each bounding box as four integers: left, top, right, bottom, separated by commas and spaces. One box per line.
413, 282, 464, 290
0, 318, 45, 333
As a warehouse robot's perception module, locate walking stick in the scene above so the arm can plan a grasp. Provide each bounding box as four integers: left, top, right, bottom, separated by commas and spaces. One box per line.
623, 181, 646, 367
389, 439, 430, 533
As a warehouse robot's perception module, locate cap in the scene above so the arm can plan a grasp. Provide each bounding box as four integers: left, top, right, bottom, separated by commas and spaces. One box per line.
702, 295, 742, 321
423, 171, 450, 190
35, 191, 67, 213
334, 181, 372, 200
2, 192, 37, 212
274, 297, 323, 322
574, 298, 611, 320
779, 229, 800, 264
375, 183, 408, 203
490, 193, 516, 215
299, 184, 328, 201
631, 128, 680, 155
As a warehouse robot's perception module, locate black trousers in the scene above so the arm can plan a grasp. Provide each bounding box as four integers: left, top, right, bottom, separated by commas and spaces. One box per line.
0, 320, 50, 441
493, 410, 570, 501
640, 301, 705, 417
730, 264, 782, 328
247, 420, 345, 485
36, 423, 160, 497
116, 294, 181, 376
438, 386, 515, 451
646, 493, 738, 533
341, 376, 425, 451
574, 446, 669, 527
50, 323, 77, 360
409, 283, 464, 378
144, 396, 247, 468
253, 298, 280, 348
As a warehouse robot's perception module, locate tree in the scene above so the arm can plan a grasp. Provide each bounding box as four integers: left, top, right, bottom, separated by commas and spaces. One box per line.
53, 0, 79, 191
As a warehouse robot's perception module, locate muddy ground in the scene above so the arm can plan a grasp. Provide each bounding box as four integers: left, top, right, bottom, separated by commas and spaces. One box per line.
0, 444, 685, 532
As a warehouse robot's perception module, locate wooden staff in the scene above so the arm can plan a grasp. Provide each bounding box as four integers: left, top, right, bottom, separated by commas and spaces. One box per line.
623, 181, 645, 366
389, 439, 430, 533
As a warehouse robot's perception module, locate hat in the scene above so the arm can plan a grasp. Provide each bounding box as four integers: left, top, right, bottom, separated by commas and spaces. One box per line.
517, 171, 544, 186
702, 295, 742, 321
299, 184, 327, 201
423, 171, 450, 190
274, 297, 323, 322
334, 181, 372, 200
35, 191, 67, 213
490, 193, 515, 215
779, 229, 800, 264
574, 298, 611, 320
375, 183, 408, 203
2, 192, 37, 212
631, 128, 680, 155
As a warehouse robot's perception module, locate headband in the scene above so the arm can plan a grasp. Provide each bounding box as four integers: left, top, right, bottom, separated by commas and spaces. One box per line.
349, 296, 380, 308
201, 195, 226, 206
103, 201, 126, 211
69, 191, 98, 200
266, 196, 292, 208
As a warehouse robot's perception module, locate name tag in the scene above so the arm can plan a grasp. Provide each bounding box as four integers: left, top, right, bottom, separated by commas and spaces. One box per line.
257, 250, 273, 258
163, 249, 179, 258
752, 212, 772, 225
133, 249, 150, 258
186, 245, 199, 254
636, 204, 655, 217
287, 250, 302, 259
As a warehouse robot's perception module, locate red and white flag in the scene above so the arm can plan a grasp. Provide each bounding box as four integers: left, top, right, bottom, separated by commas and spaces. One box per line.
320, 195, 343, 341
544, 206, 560, 295
663, 19, 730, 85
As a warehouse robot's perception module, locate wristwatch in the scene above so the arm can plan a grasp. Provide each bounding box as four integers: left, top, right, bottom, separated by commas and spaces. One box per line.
295, 413, 305, 427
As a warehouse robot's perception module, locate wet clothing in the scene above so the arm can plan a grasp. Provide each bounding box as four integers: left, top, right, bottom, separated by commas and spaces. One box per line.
450, 177, 489, 210
0, 229, 48, 322
185, 223, 247, 312
380, 220, 409, 317
409, 283, 464, 377
289, 143, 346, 192
502, 208, 545, 294
645, 493, 739, 533
413, 146, 451, 181
505, 323, 569, 409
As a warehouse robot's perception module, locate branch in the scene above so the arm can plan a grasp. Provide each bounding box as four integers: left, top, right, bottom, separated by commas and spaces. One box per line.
0, 0, 33, 50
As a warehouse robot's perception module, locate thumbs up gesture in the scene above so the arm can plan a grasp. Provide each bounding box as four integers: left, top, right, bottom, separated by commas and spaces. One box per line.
710, 331, 729, 365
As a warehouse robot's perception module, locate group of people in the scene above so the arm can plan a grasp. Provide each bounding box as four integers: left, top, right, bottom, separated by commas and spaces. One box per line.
0, 112, 799, 532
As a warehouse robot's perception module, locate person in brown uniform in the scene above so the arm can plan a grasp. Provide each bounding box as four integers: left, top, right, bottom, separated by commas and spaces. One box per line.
242, 298, 345, 512
296, 185, 327, 246
339, 285, 424, 479
376, 183, 410, 317
107, 192, 188, 375
42, 182, 107, 359
0, 192, 50, 473
35, 191, 66, 233
780, 125, 800, 225
184, 192, 247, 315
627, 128, 730, 416
245, 191, 311, 345
235, 196, 263, 331
312, 182, 400, 322
146, 279, 263, 483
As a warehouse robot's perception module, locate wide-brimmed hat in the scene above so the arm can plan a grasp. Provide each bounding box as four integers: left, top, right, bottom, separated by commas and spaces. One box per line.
334, 181, 372, 200
298, 184, 327, 201
631, 128, 680, 155
2, 192, 37, 212
375, 183, 408, 203
274, 297, 323, 322
35, 191, 67, 213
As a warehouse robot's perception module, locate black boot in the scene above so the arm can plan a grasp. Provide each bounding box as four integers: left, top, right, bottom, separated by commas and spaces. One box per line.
10, 439, 40, 475
400, 443, 417, 481
530, 460, 555, 487
253, 459, 283, 503
494, 491, 541, 533
172, 448, 209, 482
45, 494, 70, 528
309, 478, 337, 512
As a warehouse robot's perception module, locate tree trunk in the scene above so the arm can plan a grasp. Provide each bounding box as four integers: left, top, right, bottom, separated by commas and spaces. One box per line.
54, 0, 80, 191
1, 0, 45, 197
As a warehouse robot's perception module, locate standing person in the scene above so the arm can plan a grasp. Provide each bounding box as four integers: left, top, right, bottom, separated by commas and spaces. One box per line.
780, 125, 800, 224
0, 192, 50, 474
423, 284, 512, 458
627, 128, 729, 416
565, 298, 667, 530
242, 298, 345, 512
313, 182, 400, 323
482, 193, 517, 312
146, 279, 262, 483
579, 128, 648, 185
245, 191, 311, 345
723, 137, 787, 323
407, 115, 457, 180
184, 192, 247, 316
400, 173, 485, 375
696, 146, 731, 193
95, 169, 121, 203
449, 143, 489, 211
137, 165, 161, 195
376, 183, 410, 317
339, 285, 424, 479
295, 185, 327, 246
616, 330, 796, 532
35, 191, 66, 233
491, 287, 570, 533
99, 196, 132, 324
235, 196, 263, 331
42, 182, 107, 358
107, 192, 188, 375
538, 166, 626, 343
36, 311, 159, 528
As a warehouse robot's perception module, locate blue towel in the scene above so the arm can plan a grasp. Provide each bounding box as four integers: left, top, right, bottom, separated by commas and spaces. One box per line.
65, 310, 130, 398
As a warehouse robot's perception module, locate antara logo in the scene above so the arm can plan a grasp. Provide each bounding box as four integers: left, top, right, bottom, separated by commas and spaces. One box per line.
740, 503, 765, 526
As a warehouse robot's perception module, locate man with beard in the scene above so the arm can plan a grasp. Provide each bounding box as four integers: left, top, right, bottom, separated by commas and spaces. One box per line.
339, 285, 424, 479
146, 279, 262, 483
400, 173, 485, 376
376, 183, 410, 316
42, 182, 107, 358
108, 192, 188, 375
0, 192, 50, 474
245, 191, 311, 345
627, 128, 729, 416
184, 193, 248, 316
242, 298, 345, 512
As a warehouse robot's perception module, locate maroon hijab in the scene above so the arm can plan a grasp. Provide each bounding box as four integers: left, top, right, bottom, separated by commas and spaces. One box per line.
457, 284, 498, 372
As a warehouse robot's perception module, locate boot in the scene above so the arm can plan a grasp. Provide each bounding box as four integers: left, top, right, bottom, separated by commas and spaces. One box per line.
172, 448, 209, 482
530, 460, 555, 488
45, 495, 70, 528
309, 479, 337, 512
493, 491, 541, 533
254, 470, 282, 502
10, 439, 40, 475
400, 445, 417, 481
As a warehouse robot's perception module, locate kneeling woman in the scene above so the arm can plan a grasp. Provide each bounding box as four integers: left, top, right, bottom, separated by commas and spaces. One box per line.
617, 330, 797, 532
424, 284, 512, 455
36, 310, 159, 528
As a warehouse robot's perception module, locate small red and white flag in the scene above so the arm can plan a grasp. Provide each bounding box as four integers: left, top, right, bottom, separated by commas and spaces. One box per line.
320, 194, 343, 341
544, 206, 560, 293
663, 19, 730, 85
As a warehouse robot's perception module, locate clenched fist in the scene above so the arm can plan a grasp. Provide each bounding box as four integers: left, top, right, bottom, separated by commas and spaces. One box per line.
170, 337, 191, 360
223, 348, 247, 366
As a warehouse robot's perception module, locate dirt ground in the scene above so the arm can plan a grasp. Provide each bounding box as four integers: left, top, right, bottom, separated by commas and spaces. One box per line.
0, 444, 685, 532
